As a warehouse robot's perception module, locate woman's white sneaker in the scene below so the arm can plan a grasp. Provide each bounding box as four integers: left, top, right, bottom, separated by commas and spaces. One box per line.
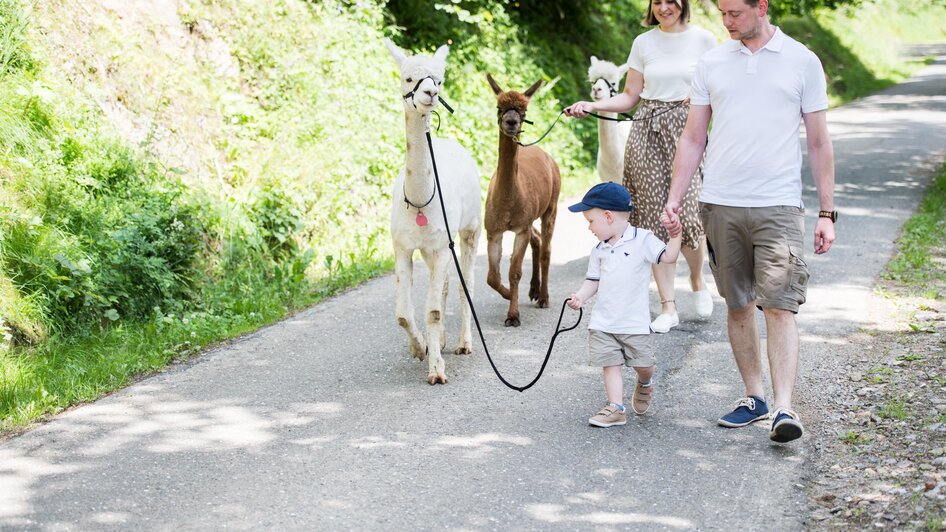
692, 289, 714, 319
650, 312, 679, 333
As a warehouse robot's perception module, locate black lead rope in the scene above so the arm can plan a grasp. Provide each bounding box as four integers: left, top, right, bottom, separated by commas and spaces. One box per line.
515, 101, 686, 146
425, 130, 582, 392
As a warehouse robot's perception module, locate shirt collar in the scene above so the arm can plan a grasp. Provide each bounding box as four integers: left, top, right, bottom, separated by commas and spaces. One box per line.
597, 225, 637, 249
729, 26, 785, 55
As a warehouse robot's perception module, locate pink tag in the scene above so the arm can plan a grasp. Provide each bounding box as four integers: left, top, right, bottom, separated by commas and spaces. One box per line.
415, 212, 428, 227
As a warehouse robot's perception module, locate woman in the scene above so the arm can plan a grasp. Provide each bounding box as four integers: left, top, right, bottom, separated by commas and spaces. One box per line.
566, 0, 716, 333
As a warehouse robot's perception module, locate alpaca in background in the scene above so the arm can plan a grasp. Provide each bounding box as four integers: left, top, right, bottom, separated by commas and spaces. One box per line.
588, 56, 631, 184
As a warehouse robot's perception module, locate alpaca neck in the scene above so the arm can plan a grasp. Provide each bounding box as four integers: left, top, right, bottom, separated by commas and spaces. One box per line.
403, 113, 435, 208
495, 134, 520, 193
597, 113, 625, 156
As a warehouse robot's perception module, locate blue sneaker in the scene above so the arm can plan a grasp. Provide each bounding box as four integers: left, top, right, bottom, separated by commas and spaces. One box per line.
769, 408, 804, 443
717, 396, 769, 427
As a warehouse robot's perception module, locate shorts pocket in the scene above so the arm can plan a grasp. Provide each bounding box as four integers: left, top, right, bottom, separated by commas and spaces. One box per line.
788, 245, 809, 306
705, 236, 718, 272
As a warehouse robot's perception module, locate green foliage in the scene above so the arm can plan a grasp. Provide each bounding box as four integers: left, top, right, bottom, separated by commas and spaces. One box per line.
883, 165, 946, 298
838, 429, 871, 446
0, 0, 34, 76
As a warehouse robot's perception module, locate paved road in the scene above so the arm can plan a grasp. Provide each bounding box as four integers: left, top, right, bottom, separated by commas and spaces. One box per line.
2, 45, 944, 531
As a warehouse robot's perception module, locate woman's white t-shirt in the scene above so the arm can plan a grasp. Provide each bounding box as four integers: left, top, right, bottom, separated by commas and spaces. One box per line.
627, 25, 716, 102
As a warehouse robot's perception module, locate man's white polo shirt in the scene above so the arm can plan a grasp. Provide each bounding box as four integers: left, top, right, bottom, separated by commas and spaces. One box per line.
690, 27, 829, 208
585, 225, 667, 335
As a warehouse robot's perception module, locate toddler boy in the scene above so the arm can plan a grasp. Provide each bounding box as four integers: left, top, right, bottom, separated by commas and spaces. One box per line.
567, 182, 682, 426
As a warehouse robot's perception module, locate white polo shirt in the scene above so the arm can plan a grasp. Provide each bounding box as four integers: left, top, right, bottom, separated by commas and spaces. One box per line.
690, 27, 829, 207
585, 225, 667, 335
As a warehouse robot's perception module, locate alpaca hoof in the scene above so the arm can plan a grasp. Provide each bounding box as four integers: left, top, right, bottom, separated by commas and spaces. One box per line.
529, 285, 541, 301
504, 317, 521, 327
410, 341, 427, 360
536, 299, 549, 309
427, 372, 448, 385
455, 344, 473, 355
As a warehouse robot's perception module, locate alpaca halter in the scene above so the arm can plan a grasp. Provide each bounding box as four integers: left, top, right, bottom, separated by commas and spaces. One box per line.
497, 107, 534, 141
402, 75, 455, 114
594, 78, 618, 98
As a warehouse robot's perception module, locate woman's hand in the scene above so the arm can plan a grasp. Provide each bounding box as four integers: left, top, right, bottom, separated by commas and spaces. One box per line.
564, 101, 594, 118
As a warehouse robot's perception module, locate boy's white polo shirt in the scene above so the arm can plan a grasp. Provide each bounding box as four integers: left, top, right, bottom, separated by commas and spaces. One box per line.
690, 27, 829, 208
585, 225, 666, 335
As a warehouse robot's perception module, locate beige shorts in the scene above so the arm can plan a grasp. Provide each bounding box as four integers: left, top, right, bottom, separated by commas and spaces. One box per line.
700, 203, 810, 313
587, 329, 655, 368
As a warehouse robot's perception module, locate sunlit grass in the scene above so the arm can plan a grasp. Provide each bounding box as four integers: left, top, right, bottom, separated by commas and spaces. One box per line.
883, 165, 946, 299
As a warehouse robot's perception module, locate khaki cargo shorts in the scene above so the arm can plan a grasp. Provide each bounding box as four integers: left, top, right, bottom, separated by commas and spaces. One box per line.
588, 329, 655, 368
700, 203, 810, 313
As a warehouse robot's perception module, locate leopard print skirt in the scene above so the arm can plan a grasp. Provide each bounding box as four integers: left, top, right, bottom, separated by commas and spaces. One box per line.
623, 99, 704, 249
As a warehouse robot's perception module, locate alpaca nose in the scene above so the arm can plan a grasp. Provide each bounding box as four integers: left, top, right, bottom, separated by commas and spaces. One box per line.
424, 87, 438, 99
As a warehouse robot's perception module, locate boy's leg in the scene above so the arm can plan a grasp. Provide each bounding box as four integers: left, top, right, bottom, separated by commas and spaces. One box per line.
603, 365, 624, 406
631, 365, 655, 415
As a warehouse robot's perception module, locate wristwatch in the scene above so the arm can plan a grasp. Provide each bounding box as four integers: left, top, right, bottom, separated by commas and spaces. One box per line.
819, 210, 838, 223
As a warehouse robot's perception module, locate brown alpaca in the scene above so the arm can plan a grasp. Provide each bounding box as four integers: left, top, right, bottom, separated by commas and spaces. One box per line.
484, 74, 562, 327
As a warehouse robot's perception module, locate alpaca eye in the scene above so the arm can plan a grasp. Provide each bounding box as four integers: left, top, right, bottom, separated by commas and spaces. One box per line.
406, 77, 413, 84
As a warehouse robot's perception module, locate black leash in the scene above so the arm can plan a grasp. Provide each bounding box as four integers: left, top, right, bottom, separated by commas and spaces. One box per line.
425, 130, 582, 392
515, 101, 686, 146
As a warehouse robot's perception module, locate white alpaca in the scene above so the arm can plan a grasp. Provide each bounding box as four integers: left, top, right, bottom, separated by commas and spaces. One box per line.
588, 56, 631, 184
384, 39, 482, 385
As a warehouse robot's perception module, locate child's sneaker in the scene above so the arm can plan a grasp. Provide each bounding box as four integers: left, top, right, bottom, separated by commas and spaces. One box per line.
589, 402, 627, 427
631, 380, 654, 415
717, 396, 769, 427
769, 407, 804, 443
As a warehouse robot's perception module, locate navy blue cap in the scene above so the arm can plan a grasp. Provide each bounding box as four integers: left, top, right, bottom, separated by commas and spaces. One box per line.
568, 182, 633, 213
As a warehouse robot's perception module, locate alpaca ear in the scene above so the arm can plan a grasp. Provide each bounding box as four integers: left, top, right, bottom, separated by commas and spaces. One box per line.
617, 62, 630, 76
590, 55, 599, 65
486, 73, 503, 95
523, 79, 544, 98
433, 44, 449, 61
384, 38, 407, 67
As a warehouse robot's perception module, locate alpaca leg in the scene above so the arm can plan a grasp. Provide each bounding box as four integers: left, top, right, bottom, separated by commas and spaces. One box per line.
454, 227, 479, 354
423, 250, 451, 384
537, 209, 557, 308
486, 232, 510, 300
440, 273, 449, 351
528, 225, 542, 302
395, 248, 426, 359
505, 230, 531, 327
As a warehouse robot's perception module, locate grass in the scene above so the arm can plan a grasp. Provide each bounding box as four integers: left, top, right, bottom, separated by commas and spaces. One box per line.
0, 254, 391, 433
839, 429, 871, 446
883, 165, 946, 297
876, 398, 910, 421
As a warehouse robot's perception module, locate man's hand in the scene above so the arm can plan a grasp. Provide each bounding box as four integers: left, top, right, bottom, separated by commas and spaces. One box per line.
814, 217, 835, 254
659, 211, 682, 238
661, 201, 682, 237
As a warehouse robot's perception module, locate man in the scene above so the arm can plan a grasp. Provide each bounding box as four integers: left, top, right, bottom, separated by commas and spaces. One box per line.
662, 0, 836, 443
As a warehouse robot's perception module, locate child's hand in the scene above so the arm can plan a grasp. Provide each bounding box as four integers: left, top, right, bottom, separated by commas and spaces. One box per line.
567, 294, 582, 310
660, 211, 682, 238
